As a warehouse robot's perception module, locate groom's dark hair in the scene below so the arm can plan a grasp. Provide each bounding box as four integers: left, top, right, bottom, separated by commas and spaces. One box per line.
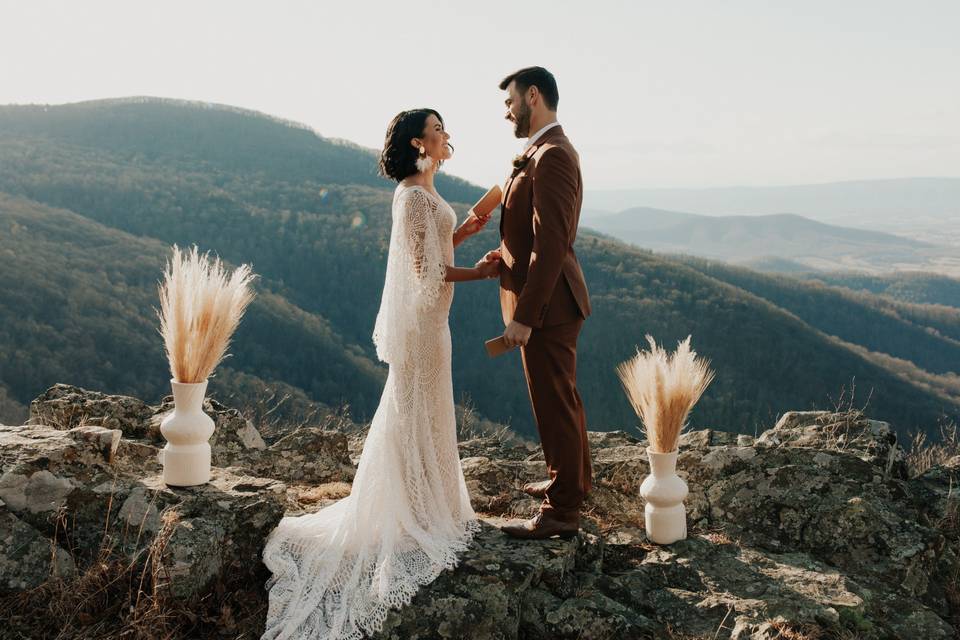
499, 66, 559, 111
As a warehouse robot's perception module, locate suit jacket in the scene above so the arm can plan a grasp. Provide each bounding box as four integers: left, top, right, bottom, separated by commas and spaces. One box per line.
498, 125, 591, 329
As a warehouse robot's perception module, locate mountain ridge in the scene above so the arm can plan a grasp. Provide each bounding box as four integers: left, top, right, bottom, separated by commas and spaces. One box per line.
1, 97, 957, 438
585, 176, 960, 219
581, 205, 954, 274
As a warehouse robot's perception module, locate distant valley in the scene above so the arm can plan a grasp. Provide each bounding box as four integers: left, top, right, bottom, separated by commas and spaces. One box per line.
581, 206, 960, 275
585, 177, 960, 272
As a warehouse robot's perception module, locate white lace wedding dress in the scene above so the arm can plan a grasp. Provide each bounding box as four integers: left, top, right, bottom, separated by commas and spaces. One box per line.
261, 184, 481, 640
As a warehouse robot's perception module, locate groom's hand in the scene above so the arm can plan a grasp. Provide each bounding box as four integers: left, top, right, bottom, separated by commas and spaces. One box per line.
504, 320, 532, 347
482, 249, 501, 263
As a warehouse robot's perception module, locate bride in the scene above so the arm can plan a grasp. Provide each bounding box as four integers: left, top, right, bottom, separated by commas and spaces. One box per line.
261, 108, 500, 640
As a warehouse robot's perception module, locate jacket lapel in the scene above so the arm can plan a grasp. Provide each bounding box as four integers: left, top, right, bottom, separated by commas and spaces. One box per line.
502, 125, 566, 202
502, 144, 538, 205
500, 125, 566, 237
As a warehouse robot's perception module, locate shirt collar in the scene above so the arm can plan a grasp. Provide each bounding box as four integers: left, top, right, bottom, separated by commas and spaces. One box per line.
523, 121, 561, 150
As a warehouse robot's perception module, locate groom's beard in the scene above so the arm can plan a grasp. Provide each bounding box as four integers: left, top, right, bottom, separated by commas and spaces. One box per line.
513, 103, 531, 138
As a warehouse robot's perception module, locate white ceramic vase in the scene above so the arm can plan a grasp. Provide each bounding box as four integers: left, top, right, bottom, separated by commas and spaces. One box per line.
159, 379, 215, 487
639, 447, 688, 544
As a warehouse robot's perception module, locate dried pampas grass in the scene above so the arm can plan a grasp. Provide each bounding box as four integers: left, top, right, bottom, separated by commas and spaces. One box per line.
617, 335, 715, 453
156, 245, 256, 384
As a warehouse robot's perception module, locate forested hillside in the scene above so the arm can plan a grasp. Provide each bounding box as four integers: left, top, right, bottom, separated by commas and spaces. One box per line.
2, 98, 956, 438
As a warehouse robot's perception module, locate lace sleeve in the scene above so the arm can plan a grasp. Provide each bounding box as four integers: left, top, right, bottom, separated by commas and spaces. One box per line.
372, 187, 447, 364
400, 188, 447, 309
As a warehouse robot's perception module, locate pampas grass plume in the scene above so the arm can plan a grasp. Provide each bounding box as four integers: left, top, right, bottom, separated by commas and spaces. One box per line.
156, 245, 256, 384
616, 335, 715, 453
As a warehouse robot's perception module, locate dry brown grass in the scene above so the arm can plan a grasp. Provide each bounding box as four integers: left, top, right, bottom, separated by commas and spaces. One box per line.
1, 485, 266, 639
768, 621, 828, 639
662, 627, 714, 640
617, 335, 715, 454
940, 490, 960, 542
946, 565, 960, 634
456, 393, 524, 445
580, 503, 645, 538
817, 382, 878, 454
701, 530, 735, 546
907, 420, 960, 477
3, 500, 186, 638
157, 244, 255, 384
229, 387, 334, 444
294, 481, 352, 505
906, 421, 960, 634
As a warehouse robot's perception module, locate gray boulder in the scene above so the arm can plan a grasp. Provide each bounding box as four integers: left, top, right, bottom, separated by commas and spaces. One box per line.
451, 410, 958, 639
27, 384, 356, 486
29, 383, 157, 439
0, 420, 287, 600
5, 388, 959, 639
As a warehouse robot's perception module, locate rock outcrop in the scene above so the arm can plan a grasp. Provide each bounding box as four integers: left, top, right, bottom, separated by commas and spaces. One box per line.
1, 386, 957, 639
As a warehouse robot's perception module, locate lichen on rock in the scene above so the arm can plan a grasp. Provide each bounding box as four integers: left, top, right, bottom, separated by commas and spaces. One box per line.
2, 386, 958, 639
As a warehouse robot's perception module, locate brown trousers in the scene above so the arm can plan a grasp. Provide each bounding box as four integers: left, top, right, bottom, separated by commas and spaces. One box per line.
519, 317, 592, 515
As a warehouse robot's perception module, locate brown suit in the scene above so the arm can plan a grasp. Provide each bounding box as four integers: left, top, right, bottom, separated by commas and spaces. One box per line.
499, 124, 592, 516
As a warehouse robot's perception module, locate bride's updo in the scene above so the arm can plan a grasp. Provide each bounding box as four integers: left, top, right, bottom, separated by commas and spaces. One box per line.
378, 108, 446, 182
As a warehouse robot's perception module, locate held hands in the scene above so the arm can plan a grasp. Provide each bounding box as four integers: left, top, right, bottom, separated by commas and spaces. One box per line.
481, 249, 501, 263
473, 246, 529, 348
474, 250, 501, 279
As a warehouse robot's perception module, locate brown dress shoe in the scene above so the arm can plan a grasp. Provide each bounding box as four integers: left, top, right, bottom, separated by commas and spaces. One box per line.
500, 509, 580, 540
522, 479, 552, 499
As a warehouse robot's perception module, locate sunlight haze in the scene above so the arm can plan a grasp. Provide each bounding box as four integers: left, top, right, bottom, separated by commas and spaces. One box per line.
1, 0, 957, 190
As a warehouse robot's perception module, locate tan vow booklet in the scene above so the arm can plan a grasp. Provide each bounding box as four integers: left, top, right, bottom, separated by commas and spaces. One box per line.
468, 185, 503, 220
485, 335, 516, 358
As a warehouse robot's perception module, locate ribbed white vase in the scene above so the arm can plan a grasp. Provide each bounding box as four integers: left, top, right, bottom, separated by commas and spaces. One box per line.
159, 379, 215, 487
639, 447, 688, 544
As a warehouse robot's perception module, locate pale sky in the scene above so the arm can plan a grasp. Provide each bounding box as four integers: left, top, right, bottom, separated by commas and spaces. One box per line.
1, 0, 958, 190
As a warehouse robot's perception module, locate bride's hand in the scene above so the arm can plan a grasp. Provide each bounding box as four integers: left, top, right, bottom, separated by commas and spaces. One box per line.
475, 255, 501, 279
457, 213, 491, 238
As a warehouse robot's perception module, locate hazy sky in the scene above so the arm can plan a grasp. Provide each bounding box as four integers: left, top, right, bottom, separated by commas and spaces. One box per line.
1, 0, 958, 190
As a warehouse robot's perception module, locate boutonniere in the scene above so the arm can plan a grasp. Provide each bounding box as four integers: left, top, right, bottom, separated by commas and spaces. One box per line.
512, 153, 531, 171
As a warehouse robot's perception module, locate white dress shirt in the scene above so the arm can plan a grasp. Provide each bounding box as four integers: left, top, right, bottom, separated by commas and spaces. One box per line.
523, 121, 561, 150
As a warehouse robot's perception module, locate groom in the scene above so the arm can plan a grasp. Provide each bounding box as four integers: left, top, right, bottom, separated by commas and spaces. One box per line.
490, 66, 593, 539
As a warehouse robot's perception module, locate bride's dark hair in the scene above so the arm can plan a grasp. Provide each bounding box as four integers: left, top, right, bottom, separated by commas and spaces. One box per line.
378, 108, 451, 182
